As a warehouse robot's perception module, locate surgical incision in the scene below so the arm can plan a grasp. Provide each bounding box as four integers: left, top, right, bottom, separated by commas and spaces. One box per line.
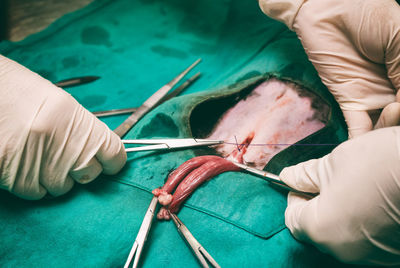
154, 78, 329, 219
207, 78, 328, 169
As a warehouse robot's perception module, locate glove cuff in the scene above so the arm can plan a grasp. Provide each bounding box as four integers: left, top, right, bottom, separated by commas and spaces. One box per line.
258, 0, 305, 30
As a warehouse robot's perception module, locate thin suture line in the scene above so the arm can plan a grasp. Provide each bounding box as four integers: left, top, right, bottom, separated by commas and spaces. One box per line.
234, 135, 241, 151
223, 142, 338, 146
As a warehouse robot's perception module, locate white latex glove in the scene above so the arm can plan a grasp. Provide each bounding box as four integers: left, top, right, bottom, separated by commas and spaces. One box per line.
259, 0, 400, 138
279, 127, 400, 265
0, 55, 126, 200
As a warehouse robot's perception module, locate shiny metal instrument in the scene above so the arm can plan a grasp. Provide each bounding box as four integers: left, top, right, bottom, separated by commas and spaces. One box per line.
93, 107, 138, 118
124, 196, 158, 268
94, 72, 200, 118
54, 76, 100, 88
123, 138, 223, 153
231, 161, 317, 198
170, 213, 221, 268
114, 59, 201, 137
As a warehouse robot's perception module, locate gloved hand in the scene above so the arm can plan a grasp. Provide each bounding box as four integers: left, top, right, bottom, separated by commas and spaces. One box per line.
0, 55, 126, 200
259, 0, 400, 138
279, 127, 400, 265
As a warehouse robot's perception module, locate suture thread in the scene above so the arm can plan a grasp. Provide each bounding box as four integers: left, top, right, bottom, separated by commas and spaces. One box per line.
223, 142, 338, 146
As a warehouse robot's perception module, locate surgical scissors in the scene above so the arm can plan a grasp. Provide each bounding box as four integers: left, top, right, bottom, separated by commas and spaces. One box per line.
170, 213, 221, 268
124, 196, 158, 268
123, 138, 223, 153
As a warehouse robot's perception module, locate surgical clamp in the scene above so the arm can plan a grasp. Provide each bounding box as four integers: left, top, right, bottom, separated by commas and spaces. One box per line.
231, 161, 317, 198
124, 196, 158, 268
124, 197, 221, 268
123, 138, 223, 153
170, 213, 221, 268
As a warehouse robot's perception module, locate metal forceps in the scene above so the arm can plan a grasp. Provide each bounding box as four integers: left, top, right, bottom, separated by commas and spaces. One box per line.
123, 138, 223, 153
170, 213, 221, 268
231, 162, 317, 198
124, 196, 158, 268
114, 59, 201, 138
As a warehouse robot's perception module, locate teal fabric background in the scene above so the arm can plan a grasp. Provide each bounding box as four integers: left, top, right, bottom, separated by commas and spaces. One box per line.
0, 0, 365, 267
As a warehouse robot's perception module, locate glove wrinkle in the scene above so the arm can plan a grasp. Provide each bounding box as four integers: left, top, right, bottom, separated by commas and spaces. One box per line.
361, 225, 400, 266
373, 103, 400, 129
68, 106, 104, 183
260, 1, 400, 264
258, 0, 305, 30
342, 110, 372, 138
262, 0, 400, 137
282, 127, 400, 265
0, 55, 126, 199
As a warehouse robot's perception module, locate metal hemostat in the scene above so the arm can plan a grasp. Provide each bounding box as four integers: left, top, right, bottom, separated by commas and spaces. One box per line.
123, 138, 223, 152
170, 213, 221, 268
231, 161, 317, 198
124, 196, 158, 268
124, 197, 220, 268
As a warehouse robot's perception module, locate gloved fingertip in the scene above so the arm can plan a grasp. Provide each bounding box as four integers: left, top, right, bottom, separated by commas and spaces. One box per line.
342, 110, 372, 138
279, 166, 299, 189
279, 160, 321, 193
77, 173, 99, 184
70, 157, 103, 184
78, 115, 126, 176
284, 195, 305, 238
287, 190, 312, 206
15, 184, 47, 200
374, 102, 400, 129
44, 175, 75, 196
396, 90, 400, 103
35, 185, 48, 200
279, 166, 294, 183
101, 142, 127, 175
285, 193, 320, 243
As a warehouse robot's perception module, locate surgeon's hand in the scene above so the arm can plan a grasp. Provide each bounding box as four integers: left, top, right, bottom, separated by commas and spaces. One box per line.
259, 0, 400, 138
0, 55, 126, 200
279, 127, 400, 265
